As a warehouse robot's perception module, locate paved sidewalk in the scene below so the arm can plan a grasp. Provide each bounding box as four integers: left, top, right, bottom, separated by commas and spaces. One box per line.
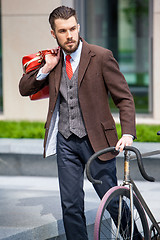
0, 139, 160, 239
0, 176, 100, 240
0, 176, 160, 240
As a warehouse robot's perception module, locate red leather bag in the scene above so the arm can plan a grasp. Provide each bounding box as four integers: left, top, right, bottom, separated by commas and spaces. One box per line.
22, 50, 52, 100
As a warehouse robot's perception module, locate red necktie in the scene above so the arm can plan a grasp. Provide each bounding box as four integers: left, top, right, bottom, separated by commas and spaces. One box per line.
66, 55, 73, 80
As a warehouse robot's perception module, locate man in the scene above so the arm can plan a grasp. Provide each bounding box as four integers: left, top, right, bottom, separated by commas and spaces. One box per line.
19, 6, 136, 240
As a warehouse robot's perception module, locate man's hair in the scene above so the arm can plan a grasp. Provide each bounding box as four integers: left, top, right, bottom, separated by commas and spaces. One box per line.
49, 6, 78, 31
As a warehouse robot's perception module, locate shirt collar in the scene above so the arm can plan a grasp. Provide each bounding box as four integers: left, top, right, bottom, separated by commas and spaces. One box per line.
63, 40, 83, 62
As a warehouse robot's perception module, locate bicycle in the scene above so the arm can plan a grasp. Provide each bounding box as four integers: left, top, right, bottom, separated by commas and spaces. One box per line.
86, 132, 160, 240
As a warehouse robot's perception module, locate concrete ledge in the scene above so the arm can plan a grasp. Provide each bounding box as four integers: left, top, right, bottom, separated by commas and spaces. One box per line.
0, 139, 43, 155
0, 139, 160, 180
0, 139, 159, 157
0, 153, 58, 177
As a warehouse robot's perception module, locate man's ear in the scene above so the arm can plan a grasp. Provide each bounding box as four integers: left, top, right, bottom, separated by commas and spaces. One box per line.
51, 30, 56, 39
78, 24, 80, 33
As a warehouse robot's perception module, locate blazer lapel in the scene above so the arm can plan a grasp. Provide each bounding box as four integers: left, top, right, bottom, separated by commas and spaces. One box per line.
78, 40, 95, 88
55, 56, 63, 92
53, 51, 63, 93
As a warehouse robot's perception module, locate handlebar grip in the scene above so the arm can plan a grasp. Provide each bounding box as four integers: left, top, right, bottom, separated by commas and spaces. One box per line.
86, 147, 118, 184
124, 146, 155, 182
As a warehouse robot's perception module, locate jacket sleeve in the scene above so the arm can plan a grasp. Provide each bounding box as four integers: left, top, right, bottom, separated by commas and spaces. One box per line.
19, 66, 49, 97
102, 50, 136, 138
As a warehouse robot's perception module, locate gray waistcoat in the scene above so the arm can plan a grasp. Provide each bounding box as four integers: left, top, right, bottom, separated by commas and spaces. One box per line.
58, 64, 87, 139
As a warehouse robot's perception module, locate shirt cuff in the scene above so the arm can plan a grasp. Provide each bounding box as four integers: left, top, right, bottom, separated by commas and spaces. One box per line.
123, 134, 134, 139
36, 68, 49, 80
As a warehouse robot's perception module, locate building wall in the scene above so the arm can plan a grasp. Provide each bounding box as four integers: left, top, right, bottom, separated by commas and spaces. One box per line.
0, 0, 73, 121
0, 0, 160, 123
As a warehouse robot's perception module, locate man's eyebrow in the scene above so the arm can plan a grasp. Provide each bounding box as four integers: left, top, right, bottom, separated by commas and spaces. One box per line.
57, 28, 66, 32
70, 25, 77, 29
58, 25, 77, 31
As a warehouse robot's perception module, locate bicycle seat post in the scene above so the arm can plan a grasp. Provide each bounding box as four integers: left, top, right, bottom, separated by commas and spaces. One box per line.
123, 150, 131, 185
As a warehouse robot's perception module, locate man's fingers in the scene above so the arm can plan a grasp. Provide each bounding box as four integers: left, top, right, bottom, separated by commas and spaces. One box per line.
50, 47, 60, 56
119, 143, 124, 152
115, 135, 133, 152
116, 143, 124, 152
115, 140, 121, 151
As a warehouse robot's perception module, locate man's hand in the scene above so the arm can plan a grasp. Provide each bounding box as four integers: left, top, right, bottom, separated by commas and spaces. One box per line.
115, 135, 133, 152
41, 47, 60, 74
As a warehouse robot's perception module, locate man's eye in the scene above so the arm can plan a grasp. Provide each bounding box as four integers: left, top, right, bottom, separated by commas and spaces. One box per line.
59, 29, 66, 33
71, 27, 76, 31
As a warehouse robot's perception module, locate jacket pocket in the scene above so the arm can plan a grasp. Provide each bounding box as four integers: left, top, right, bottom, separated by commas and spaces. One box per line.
101, 120, 118, 147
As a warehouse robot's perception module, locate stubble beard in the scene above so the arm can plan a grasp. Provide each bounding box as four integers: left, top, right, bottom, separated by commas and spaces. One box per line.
56, 34, 80, 54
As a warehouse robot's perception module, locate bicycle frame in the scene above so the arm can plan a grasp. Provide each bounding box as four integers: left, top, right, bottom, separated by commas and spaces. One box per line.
132, 180, 160, 236
122, 150, 160, 238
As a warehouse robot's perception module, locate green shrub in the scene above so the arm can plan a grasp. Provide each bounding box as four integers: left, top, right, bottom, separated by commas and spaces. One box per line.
0, 121, 160, 142
0, 121, 45, 139
116, 124, 160, 142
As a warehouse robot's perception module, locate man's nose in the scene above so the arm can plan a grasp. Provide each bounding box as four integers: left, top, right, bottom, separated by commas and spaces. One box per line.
66, 30, 72, 38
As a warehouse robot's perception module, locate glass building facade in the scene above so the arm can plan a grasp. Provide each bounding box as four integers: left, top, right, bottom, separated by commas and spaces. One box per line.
75, 0, 152, 114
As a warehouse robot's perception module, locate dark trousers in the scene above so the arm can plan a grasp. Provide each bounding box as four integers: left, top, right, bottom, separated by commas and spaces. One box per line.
57, 132, 117, 240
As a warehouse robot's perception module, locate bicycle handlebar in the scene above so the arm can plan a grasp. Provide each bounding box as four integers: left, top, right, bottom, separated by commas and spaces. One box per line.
124, 146, 155, 182
86, 146, 155, 185
86, 147, 116, 184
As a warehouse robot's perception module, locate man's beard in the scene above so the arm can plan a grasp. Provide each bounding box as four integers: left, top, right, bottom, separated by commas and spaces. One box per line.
55, 34, 80, 54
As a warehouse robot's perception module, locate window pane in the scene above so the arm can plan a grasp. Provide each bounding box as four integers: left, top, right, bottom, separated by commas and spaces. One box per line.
118, 0, 149, 113
84, 0, 150, 113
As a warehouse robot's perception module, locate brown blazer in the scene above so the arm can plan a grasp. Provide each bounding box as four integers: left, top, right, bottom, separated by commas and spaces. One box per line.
19, 39, 136, 160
